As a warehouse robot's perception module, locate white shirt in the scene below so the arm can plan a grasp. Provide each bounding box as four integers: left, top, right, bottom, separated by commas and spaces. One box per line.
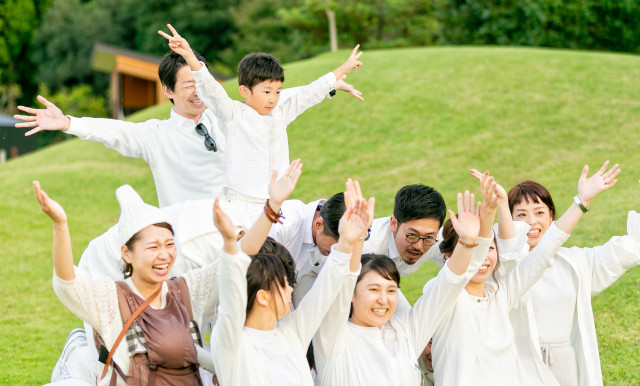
313, 237, 492, 386
208, 246, 352, 386
192, 65, 336, 200
363, 217, 443, 276
268, 199, 325, 277
52, 264, 219, 385
431, 223, 569, 386
66, 109, 226, 207
507, 211, 640, 386
529, 258, 577, 342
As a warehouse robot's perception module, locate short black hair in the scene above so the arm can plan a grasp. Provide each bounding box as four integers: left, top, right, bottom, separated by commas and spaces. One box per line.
319, 192, 345, 238
393, 184, 446, 226
238, 53, 284, 90
158, 50, 206, 104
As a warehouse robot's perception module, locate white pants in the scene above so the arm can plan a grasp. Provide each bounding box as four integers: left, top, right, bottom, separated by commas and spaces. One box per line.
540, 340, 579, 386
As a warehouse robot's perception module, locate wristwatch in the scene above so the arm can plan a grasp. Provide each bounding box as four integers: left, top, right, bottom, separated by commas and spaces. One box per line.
573, 195, 589, 213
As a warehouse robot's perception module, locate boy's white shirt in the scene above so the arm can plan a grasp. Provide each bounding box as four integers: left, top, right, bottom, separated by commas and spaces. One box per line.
66, 109, 226, 207
192, 64, 336, 200
208, 245, 352, 386
313, 236, 492, 386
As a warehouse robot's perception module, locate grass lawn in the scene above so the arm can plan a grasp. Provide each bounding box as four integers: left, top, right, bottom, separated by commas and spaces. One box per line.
2, 45, 640, 384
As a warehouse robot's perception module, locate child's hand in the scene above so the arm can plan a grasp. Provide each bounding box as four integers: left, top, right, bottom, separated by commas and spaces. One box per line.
158, 24, 193, 58
335, 75, 364, 101
333, 45, 363, 80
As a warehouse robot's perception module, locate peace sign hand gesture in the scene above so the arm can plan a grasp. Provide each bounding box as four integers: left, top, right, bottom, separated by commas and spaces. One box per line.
158, 24, 193, 58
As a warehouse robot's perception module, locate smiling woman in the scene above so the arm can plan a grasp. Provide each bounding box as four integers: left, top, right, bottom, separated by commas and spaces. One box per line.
429, 164, 619, 386
34, 182, 220, 385
507, 162, 640, 386
312, 182, 494, 386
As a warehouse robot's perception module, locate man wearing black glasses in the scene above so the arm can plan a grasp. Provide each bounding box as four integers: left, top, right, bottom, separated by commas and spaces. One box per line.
363, 184, 447, 311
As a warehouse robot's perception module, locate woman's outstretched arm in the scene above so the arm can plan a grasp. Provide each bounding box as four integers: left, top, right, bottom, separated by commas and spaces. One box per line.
34, 181, 74, 280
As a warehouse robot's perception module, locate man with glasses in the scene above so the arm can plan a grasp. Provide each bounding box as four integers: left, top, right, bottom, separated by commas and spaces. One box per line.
363, 184, 447, 310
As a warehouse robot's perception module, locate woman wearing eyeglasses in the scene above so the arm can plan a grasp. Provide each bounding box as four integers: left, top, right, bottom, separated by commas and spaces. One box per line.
427, 164, 617, 386
312, 176, 497, 386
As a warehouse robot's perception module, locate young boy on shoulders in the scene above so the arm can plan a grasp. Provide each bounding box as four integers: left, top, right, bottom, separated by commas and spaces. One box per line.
159, 24, 363, 219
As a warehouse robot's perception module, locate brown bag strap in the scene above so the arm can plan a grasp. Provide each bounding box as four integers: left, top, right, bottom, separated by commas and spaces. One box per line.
100, 283, 162, 381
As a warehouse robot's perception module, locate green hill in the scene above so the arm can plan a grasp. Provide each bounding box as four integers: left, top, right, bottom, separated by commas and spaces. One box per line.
2, 46, 639, 383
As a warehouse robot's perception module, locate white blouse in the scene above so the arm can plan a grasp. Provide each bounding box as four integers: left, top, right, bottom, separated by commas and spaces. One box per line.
208, 245, 352, 386
314, 237, 492, 386
431, 223, 569, 386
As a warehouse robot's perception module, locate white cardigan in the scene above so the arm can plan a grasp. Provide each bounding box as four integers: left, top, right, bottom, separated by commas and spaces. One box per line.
431, 224, 569, 386
505, 211, 640, 385
209, 246, 352, 386
52, 264, 219, 385
313, 237, 492, 386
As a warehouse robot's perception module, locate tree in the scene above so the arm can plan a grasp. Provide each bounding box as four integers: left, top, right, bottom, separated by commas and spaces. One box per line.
0, 0, 50, 113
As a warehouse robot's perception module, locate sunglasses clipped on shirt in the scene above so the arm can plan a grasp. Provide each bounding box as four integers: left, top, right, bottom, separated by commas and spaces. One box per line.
195, 123, 218, 152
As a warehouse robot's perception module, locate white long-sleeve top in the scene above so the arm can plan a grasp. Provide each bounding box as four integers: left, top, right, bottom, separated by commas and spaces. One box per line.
66, 109, 226, 207
502, 211, 640, 386
209, 245, 353, 386
313, 236, 492, 386
192, 65, 336, 200
52, 264, 219, 386
431, 223, 570, 386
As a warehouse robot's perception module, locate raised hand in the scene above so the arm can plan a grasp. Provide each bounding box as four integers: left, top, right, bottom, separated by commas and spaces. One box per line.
335, 75, 364, 101
15, 96, 70, 136
268, 159, 303, 206
471, 169, 507, 207
344, 178, 374, 228
448, 191, 481, 245
158, 24, 194, 59
333, 44, 363, 80
338, 196, 374, 245
577, 161, 620, 206
33, 181, 67, 224
213, 199, 236, 241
